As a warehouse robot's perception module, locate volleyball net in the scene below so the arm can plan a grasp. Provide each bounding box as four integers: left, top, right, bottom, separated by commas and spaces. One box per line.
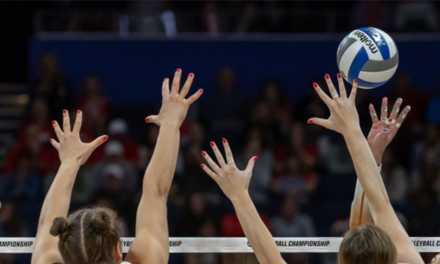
1, 237, 440, 254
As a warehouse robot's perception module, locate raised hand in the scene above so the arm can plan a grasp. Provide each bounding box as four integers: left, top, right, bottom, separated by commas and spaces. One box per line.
367, 97, 411, 164
145, 69, 203, 127
201, 139, 258, 200
308, 73, 360, 135
50, 110, 108, 166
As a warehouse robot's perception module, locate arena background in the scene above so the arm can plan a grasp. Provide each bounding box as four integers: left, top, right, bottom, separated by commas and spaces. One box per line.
1, 1, 440, 264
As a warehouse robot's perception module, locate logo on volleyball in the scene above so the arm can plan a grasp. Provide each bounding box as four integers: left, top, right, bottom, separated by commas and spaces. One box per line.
336, 27, 399, 89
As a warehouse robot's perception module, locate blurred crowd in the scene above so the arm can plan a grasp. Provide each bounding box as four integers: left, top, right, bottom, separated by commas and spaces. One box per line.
1, 51, 440, 264
35, 0, 440, 34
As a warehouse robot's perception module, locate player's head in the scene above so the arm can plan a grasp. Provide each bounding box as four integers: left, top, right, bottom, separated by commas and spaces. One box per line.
50, 207, 122, 264
338, 225, 396, 264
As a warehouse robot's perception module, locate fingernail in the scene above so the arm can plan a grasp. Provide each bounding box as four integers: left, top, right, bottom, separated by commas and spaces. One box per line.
397, 98, 403, 103
190, 73, 194, 77
164, 77, 168, 81
313, 83, 318, 88
354, 79, 358, 84
200, 164, 204, 168
202, 151, 206, 156
210, 141, 215, 147
77, 110, 81, 113
177, 68, 181, 72
50, 139, 53, 143
63, 110, 67, 114
337, 73, 341, 78
307, 120, 313, 124
254, 156, 258, 161
145, 118, 149, 123
222, 138, 226, 143
406, 106, 411, 110
103, 136, 109, 141
388, 118, 392, 122
52, 121, 56, 125
199, 89, 203, 93
325, 74, 329, 79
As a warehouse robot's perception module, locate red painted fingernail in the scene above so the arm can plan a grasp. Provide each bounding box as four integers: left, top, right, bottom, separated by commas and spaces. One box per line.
50, 139, 53, 143
165, 78, 168, 81
307, 120, 313, 124
103, 136, 109, 141
145, 118, 150, 123
190, 73, 194, 77
52, 121, 56, 125
63, 110, 67, 114
325, 74, 329, 79
177, 68, 181, 72
200, 164, 204, 168
254, 156, 258, 161
389, 118, 392, 122
313, 83, 318, 88
337, 73, 341, 78
199, 89, 203, 93
222, 138, 226, 143
354, 79, 358, 84
202, 151, 206, 156
77, 110, 81, 113
210, 141, 215, 147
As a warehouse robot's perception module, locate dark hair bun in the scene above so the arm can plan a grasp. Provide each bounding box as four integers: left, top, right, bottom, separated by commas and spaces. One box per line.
50, 217, 70, 242
91, 210, 112, 235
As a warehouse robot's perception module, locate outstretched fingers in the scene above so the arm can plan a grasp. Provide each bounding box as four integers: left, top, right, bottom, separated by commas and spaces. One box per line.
88, 135, 109, 151
72, 110, 83, 134
186, 88, 203, 105
62, 109, 71, 134
201, 151, 222, 174
210, 141, 227, 168
337, 73, 347, 98
245, 156, 258, 174
395, 105, 411, 129
389, 98, 402, 122
222, 138, 236, 168
200, 164, 218, 182
313, 82, 333, 106
380, 97, 389, 122
171, 68, 182, 95
324, 74, 339, 100
307, 118, 332, 129
179, 73, 194, 98
49, 138, 60, 150
162, 77, 170, 98
349, 79, 358, 101
369, 103, 379, 124
52, 120, 64, 141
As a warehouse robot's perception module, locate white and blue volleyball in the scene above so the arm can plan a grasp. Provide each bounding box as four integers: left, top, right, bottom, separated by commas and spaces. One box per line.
337, 27, 398, 89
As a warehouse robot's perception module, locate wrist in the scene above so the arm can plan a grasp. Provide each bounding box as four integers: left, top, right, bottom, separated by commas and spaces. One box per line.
372, 152, 383, 166
60, 161, 81, 169
342, 126, 363, 138
229, 191, 250, 204
160, 122, 181, 130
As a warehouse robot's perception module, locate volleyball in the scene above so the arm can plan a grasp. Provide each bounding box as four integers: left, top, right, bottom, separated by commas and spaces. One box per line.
337, 27, 399, 89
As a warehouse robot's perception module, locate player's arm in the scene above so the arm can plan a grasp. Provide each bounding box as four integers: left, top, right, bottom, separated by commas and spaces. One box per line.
32, 110, 108, 264
349, 98, 411, 228
124, 70, 202, 264
309, 74, 423, 264
201, 140, 286, 264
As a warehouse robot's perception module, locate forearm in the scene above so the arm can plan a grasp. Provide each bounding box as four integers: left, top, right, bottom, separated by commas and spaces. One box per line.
343, 129, 390, 209
38, 163, 79, 229
143, 123, 180, 196
231, 192, 285, 264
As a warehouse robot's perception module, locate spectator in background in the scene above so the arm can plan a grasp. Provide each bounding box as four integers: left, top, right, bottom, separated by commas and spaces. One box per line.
185, 219, 221, 264
139, 125, 160, 169
17, 99, 53, 144
381, 150, 409, 205
106, 118, 140, 166
410, 190, 440, 236
30, 52, 72, 119
236, 128, 273, 206
427, 79, 440, 124
0, 202, 27, 237
351, 1, 391, 30
257, 78, 293, 139
4, 123, 58, 175
411, 147, 440, 201
0, 153, 43, 234
203, 67, 246, 146
411, 125, 440, 172
271, 196, 316, 237
77, 75, 111, 135
395, 0, 439, 32
176, 193, 211, 237
271, 154, 317, 204
92, 140, 138, 192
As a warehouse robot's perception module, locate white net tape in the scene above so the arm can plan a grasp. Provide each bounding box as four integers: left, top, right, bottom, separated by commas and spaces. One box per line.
0, 237, 439, 254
